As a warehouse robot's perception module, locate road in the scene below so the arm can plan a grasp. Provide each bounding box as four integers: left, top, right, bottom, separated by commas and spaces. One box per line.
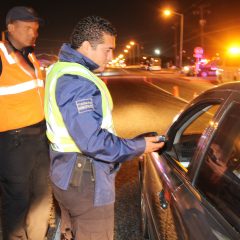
0, 68, 216, 240
102, 68, 215, 240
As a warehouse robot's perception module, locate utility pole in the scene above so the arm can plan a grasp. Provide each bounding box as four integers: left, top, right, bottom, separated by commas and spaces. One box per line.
193, 4, 211, 49
171, 24, 178, 66
136, 44, 141, 64
163, 9, 184, 68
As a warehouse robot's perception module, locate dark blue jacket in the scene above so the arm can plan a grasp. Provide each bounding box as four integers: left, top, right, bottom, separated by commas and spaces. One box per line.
49, 43, 145, 206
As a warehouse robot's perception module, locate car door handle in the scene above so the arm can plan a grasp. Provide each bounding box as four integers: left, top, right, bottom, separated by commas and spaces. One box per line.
159, 190, 168, 210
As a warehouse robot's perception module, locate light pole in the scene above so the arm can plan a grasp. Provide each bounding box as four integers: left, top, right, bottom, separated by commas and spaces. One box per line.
171, 24, 178, 66
116, 40, 141, 66
163, 9, 184, 68
129, 41, 135, 64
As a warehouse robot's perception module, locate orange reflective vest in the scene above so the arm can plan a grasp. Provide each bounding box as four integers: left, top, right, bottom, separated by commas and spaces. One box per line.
0, 41, 45, 132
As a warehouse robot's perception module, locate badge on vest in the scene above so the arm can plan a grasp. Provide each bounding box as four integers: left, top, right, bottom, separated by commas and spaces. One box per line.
76, 98, 94, 113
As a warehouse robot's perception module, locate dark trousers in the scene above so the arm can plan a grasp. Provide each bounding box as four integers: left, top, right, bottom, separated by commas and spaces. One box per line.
0, 128, 51, 240
52, 170, 114, 240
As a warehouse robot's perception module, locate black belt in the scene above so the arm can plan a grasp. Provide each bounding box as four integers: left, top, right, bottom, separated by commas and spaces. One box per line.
0, 121, 46, 136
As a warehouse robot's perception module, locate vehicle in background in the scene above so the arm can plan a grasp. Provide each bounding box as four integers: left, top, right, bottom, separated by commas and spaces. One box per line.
197, 60, 218, 77
148, 65, 161, 71
182, 65, 195, 76
36, 53, 58, 79
139, 82, 240, 240
107, 61, 126, 68
182, 59, 219, 77
36, 53, 58, 70
141, 57, 161, 71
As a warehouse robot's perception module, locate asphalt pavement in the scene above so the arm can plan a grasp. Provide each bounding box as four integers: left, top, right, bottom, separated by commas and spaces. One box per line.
114, 158, 143, 240
0, 68, 215, 240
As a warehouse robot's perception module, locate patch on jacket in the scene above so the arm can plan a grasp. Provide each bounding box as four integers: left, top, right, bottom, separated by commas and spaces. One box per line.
76, 98, 94, 113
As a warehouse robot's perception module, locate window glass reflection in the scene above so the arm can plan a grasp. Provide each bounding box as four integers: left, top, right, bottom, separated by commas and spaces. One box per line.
196, 103, 240, 232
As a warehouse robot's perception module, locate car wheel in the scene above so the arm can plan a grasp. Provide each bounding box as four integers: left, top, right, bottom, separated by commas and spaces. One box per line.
141, 191, 150, 239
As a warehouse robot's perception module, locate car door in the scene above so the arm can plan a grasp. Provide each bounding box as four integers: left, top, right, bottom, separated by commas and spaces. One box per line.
143, 149, 186, 240
143, 91, 228, 239
161, 101, 223, 240
192, 94, 240, 239
165, 92, 240, 240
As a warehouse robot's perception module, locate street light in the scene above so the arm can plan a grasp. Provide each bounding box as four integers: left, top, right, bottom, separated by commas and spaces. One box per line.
163, 9, 184, 68
154, 48, 161, 55
117, 40, 141, 66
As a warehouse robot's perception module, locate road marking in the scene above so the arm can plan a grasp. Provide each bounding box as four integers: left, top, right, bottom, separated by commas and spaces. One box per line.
120, 68, 131, 74
143, 78, 189, 104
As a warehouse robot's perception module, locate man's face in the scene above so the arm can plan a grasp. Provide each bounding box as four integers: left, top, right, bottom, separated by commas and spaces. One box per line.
88, 33, 115, 72
7, 20, 39, 50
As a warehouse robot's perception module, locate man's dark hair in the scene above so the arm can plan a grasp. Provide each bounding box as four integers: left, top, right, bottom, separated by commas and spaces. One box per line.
70, 15, 117, 49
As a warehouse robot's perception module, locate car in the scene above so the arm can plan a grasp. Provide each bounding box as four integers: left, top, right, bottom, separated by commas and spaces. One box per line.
141, 64, 161, 71
182, 61, 219, 77
140, 57, 161, 71
140, 64, 151, 70
36, 53, 58, 69
139, 82, 240, 240
182, 65, 195, 76
148, 65, 161, 71
197, 61, 218, 77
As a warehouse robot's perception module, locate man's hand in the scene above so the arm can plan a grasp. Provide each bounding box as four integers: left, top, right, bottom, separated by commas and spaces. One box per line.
144, 136, 165, 153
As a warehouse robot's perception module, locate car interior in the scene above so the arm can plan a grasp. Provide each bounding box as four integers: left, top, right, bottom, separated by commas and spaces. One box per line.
165, 104, 220, 172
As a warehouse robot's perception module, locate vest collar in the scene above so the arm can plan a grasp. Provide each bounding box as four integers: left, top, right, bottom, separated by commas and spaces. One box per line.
58, 43, 99, 72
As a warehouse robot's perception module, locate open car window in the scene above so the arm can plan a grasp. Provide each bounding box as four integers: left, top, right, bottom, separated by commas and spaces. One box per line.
166, 104, 220, 172
195, 103, 240, 233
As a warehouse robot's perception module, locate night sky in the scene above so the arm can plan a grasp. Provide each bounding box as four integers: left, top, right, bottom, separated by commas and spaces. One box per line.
1, 0, 240, 61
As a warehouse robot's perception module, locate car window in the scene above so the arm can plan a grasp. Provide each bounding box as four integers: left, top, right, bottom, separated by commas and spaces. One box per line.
167, 104, 220, 171
195, 103, 240, 233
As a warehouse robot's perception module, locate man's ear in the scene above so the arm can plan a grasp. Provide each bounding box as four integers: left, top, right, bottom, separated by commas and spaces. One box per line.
7, 23, 14, 33
77, 40, 92, 56
81, 41, 92, 51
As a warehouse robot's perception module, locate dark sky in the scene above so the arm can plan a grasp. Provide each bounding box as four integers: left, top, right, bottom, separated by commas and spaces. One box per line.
1, 0, 240, 60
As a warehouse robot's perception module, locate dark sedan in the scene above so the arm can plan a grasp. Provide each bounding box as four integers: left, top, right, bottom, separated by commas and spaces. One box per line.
139, 82, 240, 240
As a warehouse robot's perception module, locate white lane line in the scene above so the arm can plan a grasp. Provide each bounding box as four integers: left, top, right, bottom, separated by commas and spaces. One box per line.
120, 69, 131, 74
143, 77, 189, 104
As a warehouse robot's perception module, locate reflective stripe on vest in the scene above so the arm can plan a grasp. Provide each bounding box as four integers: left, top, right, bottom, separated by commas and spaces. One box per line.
0, 42, 15, 64
0, 79, 44, 95
0, 41, 45, 131
45, 62, 115, 152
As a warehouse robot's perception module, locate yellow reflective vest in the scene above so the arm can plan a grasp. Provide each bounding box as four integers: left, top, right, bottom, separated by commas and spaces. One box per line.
44, 61, 115, 152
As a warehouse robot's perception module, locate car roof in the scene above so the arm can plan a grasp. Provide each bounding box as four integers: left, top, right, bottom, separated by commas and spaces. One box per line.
208, 81, 240, 93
